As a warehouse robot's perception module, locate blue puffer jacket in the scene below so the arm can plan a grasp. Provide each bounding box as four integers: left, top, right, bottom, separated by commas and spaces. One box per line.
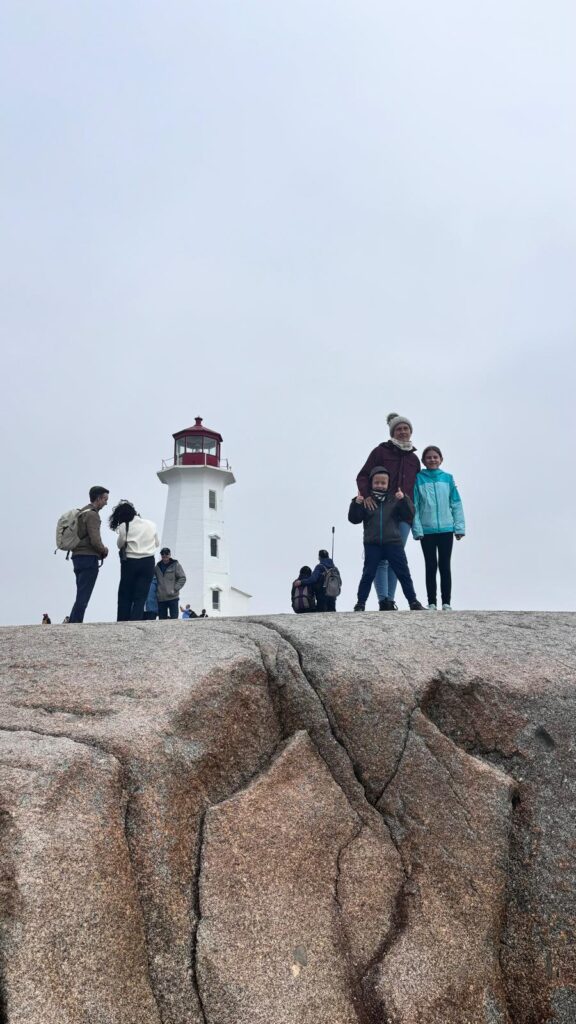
412, 469, 465, 538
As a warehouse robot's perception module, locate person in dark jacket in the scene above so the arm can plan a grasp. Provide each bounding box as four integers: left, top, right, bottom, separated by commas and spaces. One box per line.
291, 566, 316, 613
155, 548, 187, 619
349, 466, 423, 611
294, 550, 339, 612
356, 412, 421, 608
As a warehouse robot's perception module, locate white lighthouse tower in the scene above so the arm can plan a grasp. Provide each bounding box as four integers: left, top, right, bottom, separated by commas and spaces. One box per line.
157, 417, 251, 616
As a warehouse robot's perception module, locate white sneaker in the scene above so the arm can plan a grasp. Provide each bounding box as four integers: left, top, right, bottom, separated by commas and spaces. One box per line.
427, 603, 437, 611
442, 603, 452, 611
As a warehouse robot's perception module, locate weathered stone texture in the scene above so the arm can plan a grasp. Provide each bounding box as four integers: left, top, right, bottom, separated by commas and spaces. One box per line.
0, 611, 575, 1023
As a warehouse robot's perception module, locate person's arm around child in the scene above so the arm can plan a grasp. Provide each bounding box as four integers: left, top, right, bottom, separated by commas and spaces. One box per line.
394, 489, 414, 523
348, 493, 367, 524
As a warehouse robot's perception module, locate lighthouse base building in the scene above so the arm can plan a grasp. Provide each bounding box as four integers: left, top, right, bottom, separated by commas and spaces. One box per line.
157, 418, 251, 617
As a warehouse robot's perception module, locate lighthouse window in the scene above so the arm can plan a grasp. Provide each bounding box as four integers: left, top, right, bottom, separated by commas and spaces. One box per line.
211, 589, 220, 611
208, 490, 217, 510
203, 436, 217, 455
210, 537, 219, 558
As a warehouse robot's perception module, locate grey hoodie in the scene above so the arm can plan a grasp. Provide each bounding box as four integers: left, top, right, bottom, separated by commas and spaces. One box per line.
155, 559, 186, 602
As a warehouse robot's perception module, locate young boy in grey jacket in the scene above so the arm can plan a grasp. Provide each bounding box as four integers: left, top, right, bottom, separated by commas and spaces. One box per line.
348, 466, 423, 611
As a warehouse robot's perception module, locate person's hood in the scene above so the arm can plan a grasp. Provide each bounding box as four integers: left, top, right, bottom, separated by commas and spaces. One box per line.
369, 465, 391, 481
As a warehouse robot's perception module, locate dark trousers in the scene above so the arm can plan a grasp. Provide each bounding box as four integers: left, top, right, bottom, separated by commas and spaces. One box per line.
316, 592, 336, 612
420, 533, 453, 605
117, 557, 155, 621
70, 555, 100, 623
158, 599, 179, 619
358, 543, 416, 606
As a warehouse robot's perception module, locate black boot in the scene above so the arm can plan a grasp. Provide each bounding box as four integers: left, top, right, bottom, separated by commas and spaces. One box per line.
410, 600, 424, 611
354, 602, 365, 612
380, 598, 397, 611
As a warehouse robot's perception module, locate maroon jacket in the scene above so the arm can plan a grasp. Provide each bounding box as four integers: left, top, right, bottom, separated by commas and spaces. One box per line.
356, 441, 421, 500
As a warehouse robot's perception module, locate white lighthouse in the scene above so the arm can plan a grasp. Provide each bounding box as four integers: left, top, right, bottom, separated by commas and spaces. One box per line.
157, 417, 251, 616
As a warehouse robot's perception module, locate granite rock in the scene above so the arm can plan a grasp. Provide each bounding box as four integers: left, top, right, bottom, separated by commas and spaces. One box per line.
0, 612, 574, 1023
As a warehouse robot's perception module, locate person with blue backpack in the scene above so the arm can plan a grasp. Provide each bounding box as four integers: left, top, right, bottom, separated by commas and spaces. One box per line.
411, 446, 466, 611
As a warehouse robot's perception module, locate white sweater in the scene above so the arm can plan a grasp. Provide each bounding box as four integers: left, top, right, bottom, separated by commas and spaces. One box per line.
117, 519, 160, 558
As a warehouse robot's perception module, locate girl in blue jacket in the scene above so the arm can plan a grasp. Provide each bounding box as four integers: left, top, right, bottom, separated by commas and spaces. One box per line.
412, 446, 465, 610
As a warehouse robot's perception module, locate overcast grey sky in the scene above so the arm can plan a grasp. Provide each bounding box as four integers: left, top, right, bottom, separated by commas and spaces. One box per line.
1, 0, 575, 625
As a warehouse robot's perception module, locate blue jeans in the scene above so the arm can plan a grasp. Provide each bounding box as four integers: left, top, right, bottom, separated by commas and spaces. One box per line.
358, 543, 416, 606
374, 519, 411, 600
70, 555, 99, 623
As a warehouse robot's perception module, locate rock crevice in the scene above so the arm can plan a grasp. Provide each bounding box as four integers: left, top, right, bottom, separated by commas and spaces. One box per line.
0, 613, 575, 1023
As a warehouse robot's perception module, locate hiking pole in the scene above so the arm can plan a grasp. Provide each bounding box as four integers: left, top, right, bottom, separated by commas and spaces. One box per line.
331, 526, 335, 560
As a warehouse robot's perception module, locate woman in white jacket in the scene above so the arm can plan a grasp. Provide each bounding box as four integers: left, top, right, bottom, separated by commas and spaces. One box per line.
109, 501, 160, 621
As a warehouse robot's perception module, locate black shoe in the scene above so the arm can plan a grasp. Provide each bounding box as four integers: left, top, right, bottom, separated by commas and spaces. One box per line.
379, 598, 397, 611
410, 600, 424, 611
354, 602, 365, 612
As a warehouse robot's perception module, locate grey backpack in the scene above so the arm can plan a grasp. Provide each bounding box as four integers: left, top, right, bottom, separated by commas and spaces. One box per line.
55, 508, 86, 556
323, 565, 342, 598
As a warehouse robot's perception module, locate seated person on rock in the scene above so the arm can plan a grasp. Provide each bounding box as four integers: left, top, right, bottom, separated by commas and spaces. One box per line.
293, 549, 341, 612
291, 566, 316, 613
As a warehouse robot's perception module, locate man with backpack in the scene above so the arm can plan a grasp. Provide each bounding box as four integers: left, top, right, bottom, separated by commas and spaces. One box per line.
294, 549, 342, 612
63, 486, 110, 623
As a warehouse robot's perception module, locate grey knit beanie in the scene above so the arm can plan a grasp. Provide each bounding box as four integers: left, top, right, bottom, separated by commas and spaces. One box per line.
369, 465, 390, 480
387, 412, 413, 437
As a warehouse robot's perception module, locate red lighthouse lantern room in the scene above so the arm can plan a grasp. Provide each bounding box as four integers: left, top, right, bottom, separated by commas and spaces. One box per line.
173, 417, 223, 467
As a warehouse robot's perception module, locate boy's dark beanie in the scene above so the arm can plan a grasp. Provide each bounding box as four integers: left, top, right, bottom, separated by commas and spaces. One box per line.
369, 465, 390, 480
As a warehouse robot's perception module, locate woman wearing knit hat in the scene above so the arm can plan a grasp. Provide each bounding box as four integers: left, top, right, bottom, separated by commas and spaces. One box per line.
356, 413, 420, 608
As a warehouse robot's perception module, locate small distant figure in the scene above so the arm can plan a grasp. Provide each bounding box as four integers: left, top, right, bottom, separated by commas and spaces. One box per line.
109, 501, 159, 621
155, 548, 187, 619
411, 446, 465, 611
291, 566, 316, 613
349, 466, 424, 611
294, 550, 341, 613
62, 615, 70, 624
199, 609, 208, 618
42, 613, 51, 624
180, 604, 196, 619
144, 575, 159, 620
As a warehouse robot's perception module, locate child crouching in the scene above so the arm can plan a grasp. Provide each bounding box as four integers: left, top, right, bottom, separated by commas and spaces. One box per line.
349, 466, 424, 611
